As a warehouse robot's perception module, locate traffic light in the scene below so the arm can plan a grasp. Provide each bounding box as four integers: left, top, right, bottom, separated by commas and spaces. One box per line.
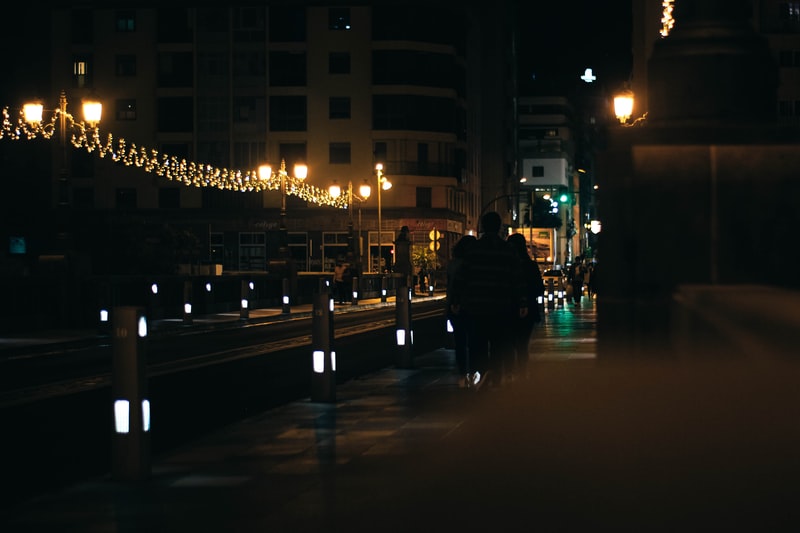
428, 228, 441, 251
559, 193, 569, 203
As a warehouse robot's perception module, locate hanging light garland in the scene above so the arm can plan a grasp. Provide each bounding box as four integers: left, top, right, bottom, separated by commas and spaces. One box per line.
0, 106, 349, 208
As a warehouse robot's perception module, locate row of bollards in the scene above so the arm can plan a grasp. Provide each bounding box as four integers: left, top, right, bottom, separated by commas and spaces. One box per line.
100, 278, 295, 334
107, 281, 414, 482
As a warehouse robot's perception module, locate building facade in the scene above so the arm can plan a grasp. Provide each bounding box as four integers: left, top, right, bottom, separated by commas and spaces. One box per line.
2, 3, 517, 278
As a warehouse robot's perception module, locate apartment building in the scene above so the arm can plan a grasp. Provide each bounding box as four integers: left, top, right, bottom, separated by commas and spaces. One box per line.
3, 3, 516, 277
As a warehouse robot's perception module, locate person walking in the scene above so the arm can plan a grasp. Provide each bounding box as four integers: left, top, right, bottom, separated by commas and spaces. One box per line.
333, 261, 347, 304
450, 212, 528, 389
446, 234, 476, 387
507, 233, 543, 379
570, 256, 585, 306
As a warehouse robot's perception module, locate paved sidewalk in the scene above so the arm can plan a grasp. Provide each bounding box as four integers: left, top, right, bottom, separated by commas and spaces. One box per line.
4, 299, 799, 531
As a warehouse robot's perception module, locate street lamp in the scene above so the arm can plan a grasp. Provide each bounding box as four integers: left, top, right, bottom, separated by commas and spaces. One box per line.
328, 179, 372, 271
24, 90, 102, 246
375, 163, 392, 274
613, 90, 634, 124
258, 159, 307, 259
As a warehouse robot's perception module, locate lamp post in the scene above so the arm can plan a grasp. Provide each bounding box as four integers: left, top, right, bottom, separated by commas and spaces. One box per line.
24, 90, 102, 248
259, 159, 307, 259
329, 179, 372, 271
375, 163, 392, 274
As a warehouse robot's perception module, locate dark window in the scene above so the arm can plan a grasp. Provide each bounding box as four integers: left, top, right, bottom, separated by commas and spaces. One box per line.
73, 188, 94, 209
116, 10, 136, 32
269, 51, 306, 86
197, 8, 228, 32
373, 5, 464, 48
373, 50, 462, 91
158, 52, 193, 88
234, 96, 266, 124
160, 143, 190, 160
71, 150, 94, 178
116, 188, 137, 209
374, 141, 387, 163
159, 188, 180, 208
233, 50, 266, 76
373, 95, 456, 133
116, 99, 137, 121
269, 6, 306, 42
329, 97, 351, 119
269, 96, 306, 131
115, 55, 136, 76
329, 52, 350, 74
416, 187, 432, 208
233, 6, 266, 42
70, 9, 93, 45
417, 142, 428, 164
158, 96, 194, 132
157, 8, 193, 43
328, 7, 351, 30
329, 142, 351, 164
779, 50, 793, 67
72, 55, 93, 89
532, 166, 545, 177
197, 141, 228, 168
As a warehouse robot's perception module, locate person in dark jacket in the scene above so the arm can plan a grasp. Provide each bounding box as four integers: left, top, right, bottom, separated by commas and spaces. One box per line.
507, 233, 543, 379
450, 212, 527, 389
446, 234, 476, 387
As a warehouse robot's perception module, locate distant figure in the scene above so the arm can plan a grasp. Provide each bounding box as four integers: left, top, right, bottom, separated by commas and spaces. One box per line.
570, 256, 585, 305
333, 261, 347, 304
446, 234, 477, 387
507, 233, 543, 378
450, 212, 527, 389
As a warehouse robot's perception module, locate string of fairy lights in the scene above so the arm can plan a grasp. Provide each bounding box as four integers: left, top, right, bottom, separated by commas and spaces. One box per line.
0, 105, 349, 209
660, 0, 675, 37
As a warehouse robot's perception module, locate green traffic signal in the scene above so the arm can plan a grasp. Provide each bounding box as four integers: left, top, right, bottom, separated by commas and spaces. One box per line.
559, 193, 569, 203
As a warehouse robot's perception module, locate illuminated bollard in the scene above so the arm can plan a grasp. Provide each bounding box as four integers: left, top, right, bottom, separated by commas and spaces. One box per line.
203, 281, 214, 314
282, 277, 291, 314
240, 279, 250, 320
547, 279, 555, 310
311, 289, 336, 403
428, 283, 434, 297
98, 282, 112, 335
351, 276, 359, 305
380, 276, 388, 303
557, 283, 565, 307
147, 281, 161, 320
182, 280, 193, 325
395, 287, 414, 368
112, 306, 151, 481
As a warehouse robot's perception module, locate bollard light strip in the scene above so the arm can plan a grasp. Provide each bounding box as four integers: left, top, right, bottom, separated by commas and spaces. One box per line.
142, 399, 151, 432
114, 399, 130, 434
313, 350, 324, 373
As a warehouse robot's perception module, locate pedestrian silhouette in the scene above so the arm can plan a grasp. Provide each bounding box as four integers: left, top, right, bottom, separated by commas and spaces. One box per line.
446, 234, 476, 387
507, 233, 543, 379
450, 212, 527, 389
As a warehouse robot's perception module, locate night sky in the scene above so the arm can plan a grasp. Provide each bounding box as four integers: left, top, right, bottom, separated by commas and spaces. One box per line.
516, 0, 633, 95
